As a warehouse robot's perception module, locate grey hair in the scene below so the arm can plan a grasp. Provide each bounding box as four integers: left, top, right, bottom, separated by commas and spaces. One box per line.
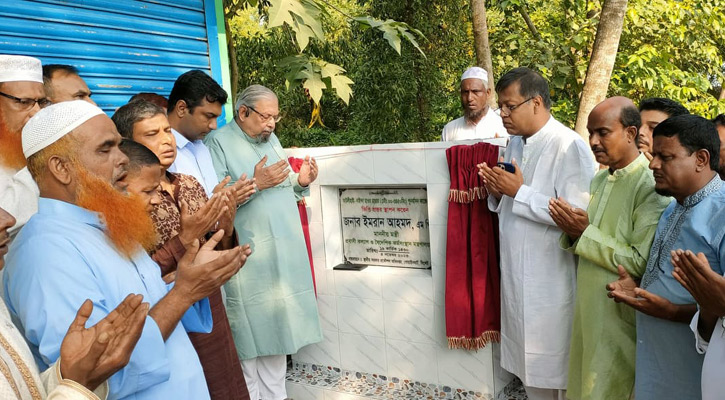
234, 85, 277, 116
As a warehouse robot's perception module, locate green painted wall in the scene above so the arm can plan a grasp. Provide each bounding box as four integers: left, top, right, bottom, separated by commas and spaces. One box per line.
214, 0, 234, 122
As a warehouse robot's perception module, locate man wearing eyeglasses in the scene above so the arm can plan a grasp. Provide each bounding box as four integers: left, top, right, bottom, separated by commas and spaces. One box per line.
441, 67, 507, 141
205, 84, 322, 400
0, 55, 48, 237
478, 67, 597, 400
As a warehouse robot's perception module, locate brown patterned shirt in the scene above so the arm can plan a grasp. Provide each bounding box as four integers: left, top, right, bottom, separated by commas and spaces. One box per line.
149, 172, 207, 275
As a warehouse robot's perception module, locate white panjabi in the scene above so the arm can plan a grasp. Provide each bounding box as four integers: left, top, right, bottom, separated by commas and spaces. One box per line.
22, 100, 104, 158
461, 66, 488, 85
0, 55, 42, 83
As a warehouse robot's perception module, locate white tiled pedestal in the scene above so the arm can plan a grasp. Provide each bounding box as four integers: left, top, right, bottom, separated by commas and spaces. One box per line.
285, 140, 513, 399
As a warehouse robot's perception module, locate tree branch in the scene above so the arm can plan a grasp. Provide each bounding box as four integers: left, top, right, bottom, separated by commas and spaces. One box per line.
517, 3, 540, 40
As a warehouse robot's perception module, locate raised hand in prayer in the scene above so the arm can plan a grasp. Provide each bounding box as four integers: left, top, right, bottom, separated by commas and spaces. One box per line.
178, 194, 227, 248
174, 231, 251, 304
477, 162, 502, 199
548, 197, 589, 240
606, 265, 638, 300
216, 190, 236, 239
672, 249, 725, 316
607, 265, 695, 322
212, 176, 232, 194
213, 174, 256, 206
230, 173, 256, 205
297, 155, 319, 187
254, 155, 290, 190
60, 294, 149, 391
477, 157, 524, 198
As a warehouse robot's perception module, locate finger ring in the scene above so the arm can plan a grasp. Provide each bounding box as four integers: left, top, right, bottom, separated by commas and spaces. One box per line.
214, 221, 220, 231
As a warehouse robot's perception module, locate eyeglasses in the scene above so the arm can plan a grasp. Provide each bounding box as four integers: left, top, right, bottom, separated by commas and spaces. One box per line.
0, 91, 51, 111
248, 105, 282, 123
495, 97, 534, 116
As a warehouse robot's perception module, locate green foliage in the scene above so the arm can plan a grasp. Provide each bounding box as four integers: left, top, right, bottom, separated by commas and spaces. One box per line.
229, 0, 725, 147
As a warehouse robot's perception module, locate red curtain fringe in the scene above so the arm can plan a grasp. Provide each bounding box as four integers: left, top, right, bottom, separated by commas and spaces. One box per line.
447, 187, 488, 204
447, 331, 501, 351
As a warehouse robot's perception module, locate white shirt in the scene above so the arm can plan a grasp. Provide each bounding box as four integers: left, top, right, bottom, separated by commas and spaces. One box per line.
691, 311, 725, 400
441, 111, 508, 141
488, 116, 597, 389
0, 166, 39, 237
168, 129, 220, 197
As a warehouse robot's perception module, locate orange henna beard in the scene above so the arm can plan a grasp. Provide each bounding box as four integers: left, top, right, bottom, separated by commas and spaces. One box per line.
75, 167, 158, 258
0, 112, 27, 170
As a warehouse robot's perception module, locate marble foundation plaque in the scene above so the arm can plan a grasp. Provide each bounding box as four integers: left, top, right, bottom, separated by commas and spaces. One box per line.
339, 187, 430, 268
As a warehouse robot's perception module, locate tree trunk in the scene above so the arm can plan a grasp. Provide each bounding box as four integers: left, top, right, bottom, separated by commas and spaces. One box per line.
471, 0, 497, 107
224, 16, 239, 106
719, 84, 725, 100
573, 0, 628, 137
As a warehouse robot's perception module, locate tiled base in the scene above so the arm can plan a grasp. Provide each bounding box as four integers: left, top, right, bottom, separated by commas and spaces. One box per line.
286, 361, 526, 400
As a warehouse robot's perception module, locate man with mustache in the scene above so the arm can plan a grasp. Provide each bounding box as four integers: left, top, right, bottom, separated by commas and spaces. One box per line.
549, 97, 670, 400
42, 64, 95, 105
441, 67, 507, 141
478, 67, 597, 400
607, 114, 724, 400
3, 100, 250, 399
0, 205, 149, 399
205, 84, 322, 400
0, 55, 46, 236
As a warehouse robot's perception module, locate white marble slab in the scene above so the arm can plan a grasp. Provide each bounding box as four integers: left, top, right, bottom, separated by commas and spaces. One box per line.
381, 273, 434, 304
436, 344, 495, 394
334, 270, 382, 299
336, 297, 385, 337
317, 294, 338, 331
286, 382, 324, 400
339, 333, 387, 375
386, 339, 439, 384
383, 301, 436, 344
294, 329, 341, 367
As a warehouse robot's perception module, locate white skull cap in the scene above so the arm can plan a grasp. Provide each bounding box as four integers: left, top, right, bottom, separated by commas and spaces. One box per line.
0, 55, 42, 83
461, 66, 488, 85
22, 100, 105, 158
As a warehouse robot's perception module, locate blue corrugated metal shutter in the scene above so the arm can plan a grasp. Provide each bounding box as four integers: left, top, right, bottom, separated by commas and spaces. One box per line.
0, 0, 223, 116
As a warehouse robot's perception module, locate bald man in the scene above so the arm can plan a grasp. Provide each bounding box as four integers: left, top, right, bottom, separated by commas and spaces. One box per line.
549, 97, 671, 400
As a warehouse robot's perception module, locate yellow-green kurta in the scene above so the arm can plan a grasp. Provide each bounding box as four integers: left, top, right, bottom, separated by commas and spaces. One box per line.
204, 120, 322, 360
561, 154, 670, 400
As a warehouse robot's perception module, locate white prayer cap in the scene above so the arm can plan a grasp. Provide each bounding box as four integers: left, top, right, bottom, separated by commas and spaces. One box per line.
23, 100, 105, 158
0, 55, 42, 84
461, 67, 488, 85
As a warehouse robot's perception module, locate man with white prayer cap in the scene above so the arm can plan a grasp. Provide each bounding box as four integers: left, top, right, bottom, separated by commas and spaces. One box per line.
3, 100, 251, 400
441, 66, 508, 141
0, 54, 47, 236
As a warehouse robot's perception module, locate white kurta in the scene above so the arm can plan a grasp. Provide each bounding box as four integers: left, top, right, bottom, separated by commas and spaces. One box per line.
441, 111, 508, 141
488, 116, 597, 389
0, 300, 107, 399
691, 311, 725, 400
0, 166, 39, 237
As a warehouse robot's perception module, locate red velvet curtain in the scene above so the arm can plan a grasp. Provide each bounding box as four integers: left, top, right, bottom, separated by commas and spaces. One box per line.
444, 142, 501, 350
288, 157, 316, 295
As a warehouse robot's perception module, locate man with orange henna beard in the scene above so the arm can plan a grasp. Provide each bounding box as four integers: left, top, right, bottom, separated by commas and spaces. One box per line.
2, 100, 251, 400
0, 55, 48, 237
